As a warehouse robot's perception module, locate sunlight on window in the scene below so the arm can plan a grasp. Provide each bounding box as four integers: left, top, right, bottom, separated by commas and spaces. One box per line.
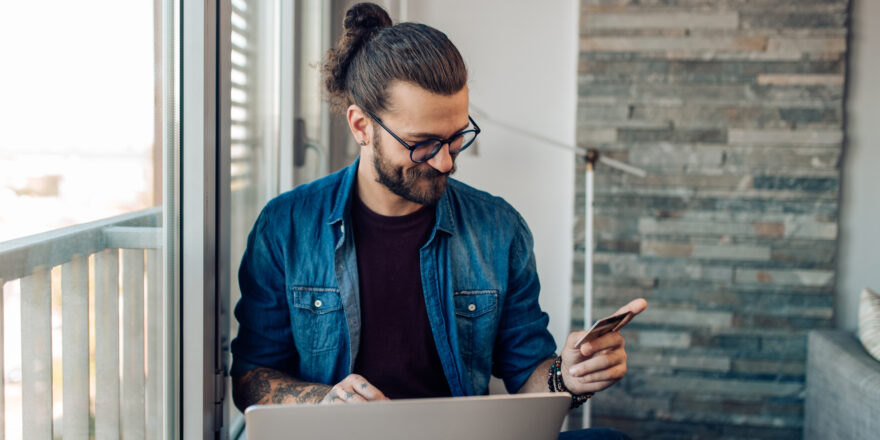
0, 2, 160, 439
0, 0, 155, 243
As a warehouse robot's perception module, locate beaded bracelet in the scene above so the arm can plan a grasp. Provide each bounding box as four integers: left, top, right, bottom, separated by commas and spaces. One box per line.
547, 356, 592, 409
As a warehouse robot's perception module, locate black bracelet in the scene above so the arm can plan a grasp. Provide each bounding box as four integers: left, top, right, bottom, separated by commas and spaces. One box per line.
547, 356, 592, 409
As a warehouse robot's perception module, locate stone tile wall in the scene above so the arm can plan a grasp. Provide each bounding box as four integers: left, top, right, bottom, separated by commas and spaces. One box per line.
574, 1, 849, 438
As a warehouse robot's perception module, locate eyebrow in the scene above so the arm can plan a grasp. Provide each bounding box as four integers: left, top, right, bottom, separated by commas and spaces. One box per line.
404, 121, 470, 140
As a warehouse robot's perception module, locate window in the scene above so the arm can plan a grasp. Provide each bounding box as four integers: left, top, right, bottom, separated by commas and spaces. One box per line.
1, 1, 336, 438
0, 0, 178, 438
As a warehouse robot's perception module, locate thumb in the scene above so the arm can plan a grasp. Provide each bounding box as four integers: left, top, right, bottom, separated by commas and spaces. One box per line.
564, 330, 590, 358
614, 298, 647, 317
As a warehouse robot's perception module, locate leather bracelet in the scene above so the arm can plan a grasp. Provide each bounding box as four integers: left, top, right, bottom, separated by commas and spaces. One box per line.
547, 356, 592, 409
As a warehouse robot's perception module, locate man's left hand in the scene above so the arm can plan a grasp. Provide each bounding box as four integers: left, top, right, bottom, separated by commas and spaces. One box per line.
560, 298, 647, 395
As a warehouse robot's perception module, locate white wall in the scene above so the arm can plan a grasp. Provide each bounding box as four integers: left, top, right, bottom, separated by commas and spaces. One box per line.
404, 0, 579, 347
836, 0, 880, 331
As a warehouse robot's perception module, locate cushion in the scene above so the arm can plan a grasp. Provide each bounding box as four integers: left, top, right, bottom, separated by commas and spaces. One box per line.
858, 287, 880, 362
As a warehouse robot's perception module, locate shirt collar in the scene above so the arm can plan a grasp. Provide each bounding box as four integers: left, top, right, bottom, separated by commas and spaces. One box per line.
326, 158, 360, 226
326, 156, 456, 237
434, 184, 455, 236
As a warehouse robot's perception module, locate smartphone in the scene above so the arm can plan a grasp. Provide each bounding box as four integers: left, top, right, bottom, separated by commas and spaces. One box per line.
574, 311, 633, 348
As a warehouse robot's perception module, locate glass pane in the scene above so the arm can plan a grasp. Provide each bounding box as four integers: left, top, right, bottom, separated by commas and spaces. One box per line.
226, 0, 283, 432
0, 0, 178, 438
294, 0, 330, 186
224, 0, 331, 433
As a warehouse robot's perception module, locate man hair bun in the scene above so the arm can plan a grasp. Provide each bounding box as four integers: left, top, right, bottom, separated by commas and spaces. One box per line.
322, 2, 392, 112
343, 2, 392, 36
321, 2, 467, 116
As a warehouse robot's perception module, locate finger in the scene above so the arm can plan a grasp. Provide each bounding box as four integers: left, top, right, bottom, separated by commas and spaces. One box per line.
569, 379, 619, 395
322, 389, 347, 404
565, 331, 592, 361
344, 374, 389, 401
566, 330, 587, 348
357, 381, 389, 401
579, 331, 625, 357
341, 390, 367, 403
568, 348, 626, 378
569, 351, 626, 383
575, 362, 626, 386
576, 367, 626, 385
613, 298, 647, 318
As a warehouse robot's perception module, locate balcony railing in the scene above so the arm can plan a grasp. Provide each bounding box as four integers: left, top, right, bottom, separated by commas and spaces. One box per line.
0, 208, 164, 439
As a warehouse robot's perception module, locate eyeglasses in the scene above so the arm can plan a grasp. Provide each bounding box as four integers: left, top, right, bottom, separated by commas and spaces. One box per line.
368, 112, 481, 163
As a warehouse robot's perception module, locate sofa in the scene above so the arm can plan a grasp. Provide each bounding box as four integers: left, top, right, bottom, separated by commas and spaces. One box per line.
803, 330, 880, 439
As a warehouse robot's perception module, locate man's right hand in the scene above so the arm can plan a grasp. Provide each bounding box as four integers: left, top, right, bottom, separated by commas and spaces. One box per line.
232, 368, 388, 411
321, 373, 389, 404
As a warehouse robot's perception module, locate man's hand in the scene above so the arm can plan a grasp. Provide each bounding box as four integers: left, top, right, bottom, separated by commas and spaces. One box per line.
561, 298, 647, 395
321, 373, 389, 404
232, 369, 387, 411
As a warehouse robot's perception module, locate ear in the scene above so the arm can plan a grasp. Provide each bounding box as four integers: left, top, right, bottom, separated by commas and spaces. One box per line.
347, 104, 372, 149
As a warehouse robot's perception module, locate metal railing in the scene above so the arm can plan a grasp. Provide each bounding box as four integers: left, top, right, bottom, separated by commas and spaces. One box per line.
0, 207, 164, 439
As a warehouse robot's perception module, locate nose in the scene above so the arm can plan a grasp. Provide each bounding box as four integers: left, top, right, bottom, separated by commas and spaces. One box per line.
426, 143, 454, 174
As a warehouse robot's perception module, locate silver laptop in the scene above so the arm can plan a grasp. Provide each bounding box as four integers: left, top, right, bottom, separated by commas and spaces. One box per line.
244, 392, 570, 440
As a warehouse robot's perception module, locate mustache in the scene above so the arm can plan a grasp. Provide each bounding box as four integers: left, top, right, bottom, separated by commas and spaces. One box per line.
407, 164, 456, 179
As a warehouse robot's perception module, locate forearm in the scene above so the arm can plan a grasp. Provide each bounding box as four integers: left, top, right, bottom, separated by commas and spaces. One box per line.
232, 367, 331, 411
516, 358, 554, 394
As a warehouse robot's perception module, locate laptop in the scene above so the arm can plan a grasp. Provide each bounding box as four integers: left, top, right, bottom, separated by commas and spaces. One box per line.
244, 392, 570, 440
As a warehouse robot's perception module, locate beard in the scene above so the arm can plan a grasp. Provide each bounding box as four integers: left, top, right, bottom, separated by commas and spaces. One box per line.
371, 131, 455, 205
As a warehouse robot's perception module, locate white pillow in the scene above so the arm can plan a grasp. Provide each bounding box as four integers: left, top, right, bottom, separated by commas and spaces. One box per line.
858, 287, 880, 362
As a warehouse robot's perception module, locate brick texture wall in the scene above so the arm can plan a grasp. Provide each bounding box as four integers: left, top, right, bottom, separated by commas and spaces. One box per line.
573, 1, 849, 438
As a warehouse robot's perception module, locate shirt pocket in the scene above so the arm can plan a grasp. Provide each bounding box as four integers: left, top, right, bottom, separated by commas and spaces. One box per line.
454, 289, 499, 394
453, 290, 499, 355
289, 287, 345, 353
454, 290, 498, 319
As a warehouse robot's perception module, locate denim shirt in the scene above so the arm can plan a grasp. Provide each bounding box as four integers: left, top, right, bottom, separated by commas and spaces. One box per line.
230, 159, 556, 396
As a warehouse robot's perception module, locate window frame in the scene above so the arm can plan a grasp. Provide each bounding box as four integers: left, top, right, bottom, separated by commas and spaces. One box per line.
180, 0, 223, 438
180, 1, 336, 438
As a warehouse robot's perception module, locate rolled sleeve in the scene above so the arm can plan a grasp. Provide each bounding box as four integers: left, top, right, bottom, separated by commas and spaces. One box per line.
230, 208, 297, 377
492, 214, 557, 393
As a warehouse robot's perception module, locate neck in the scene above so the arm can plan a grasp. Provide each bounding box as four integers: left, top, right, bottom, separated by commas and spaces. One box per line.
356, 159, 424, 217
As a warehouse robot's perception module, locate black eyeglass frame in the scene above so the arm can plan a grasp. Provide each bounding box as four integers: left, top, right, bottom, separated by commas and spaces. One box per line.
367, 111, 481, 163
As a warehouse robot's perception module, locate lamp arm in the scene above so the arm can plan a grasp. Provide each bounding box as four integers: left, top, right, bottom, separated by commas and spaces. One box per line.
469, 104, 647, 177
599, 155, 647, 178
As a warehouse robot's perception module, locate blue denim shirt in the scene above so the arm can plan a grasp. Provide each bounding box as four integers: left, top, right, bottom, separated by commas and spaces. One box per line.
230, 159, 556, 396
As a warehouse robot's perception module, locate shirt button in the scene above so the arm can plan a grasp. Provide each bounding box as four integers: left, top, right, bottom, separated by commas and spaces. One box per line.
468, 303, 476, 312
314, 299, 323, 308
340, 224, 345, 234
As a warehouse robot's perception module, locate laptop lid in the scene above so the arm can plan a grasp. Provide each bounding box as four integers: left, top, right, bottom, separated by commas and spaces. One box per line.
244, 392, 570, 440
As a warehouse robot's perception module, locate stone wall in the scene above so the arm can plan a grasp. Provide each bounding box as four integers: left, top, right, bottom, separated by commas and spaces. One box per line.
573, 0, 849, 438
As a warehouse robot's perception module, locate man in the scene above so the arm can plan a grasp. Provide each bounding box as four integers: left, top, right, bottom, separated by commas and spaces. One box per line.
231, 3, 646, 437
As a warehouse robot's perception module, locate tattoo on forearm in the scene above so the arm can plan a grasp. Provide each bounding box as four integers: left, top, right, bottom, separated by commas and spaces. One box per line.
233, 368, 331, 410
240, 369, 272, 404
273, 381, 329, 404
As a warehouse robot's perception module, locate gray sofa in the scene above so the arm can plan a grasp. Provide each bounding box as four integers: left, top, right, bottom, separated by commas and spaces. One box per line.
804, 330, 880, 439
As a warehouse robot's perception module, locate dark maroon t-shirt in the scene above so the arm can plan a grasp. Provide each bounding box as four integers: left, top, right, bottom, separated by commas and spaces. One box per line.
351, 194, 452, 399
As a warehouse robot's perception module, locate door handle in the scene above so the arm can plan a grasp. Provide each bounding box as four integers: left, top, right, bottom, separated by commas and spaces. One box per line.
294, 117, 307, 168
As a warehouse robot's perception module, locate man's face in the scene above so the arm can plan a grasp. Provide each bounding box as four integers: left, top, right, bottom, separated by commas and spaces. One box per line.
367, 81, 469, 205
